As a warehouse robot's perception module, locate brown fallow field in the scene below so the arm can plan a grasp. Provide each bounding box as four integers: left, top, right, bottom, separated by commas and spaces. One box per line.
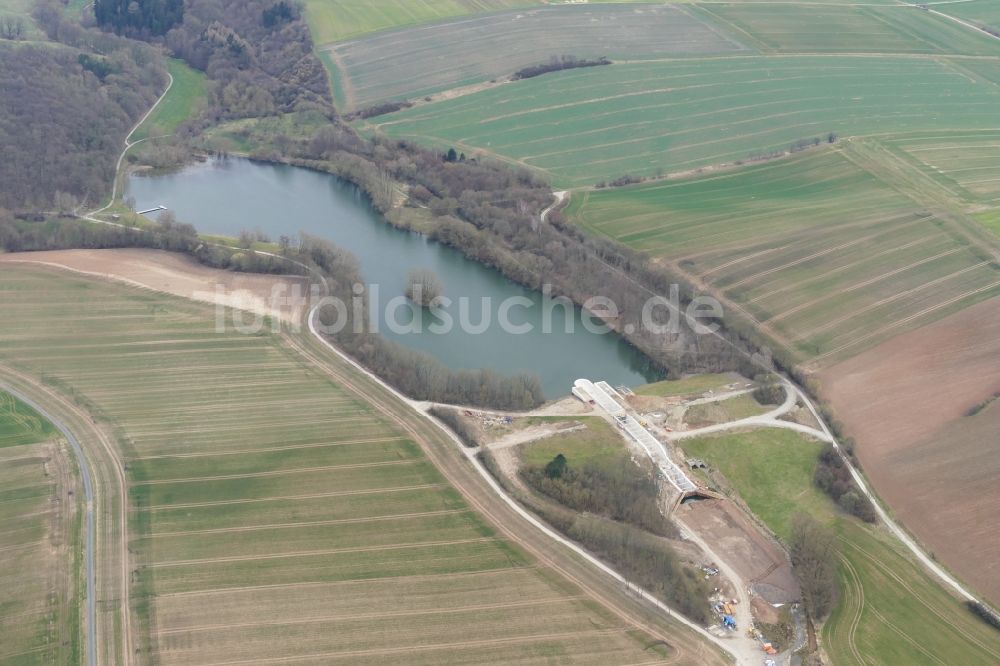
821, 294, 1000, 605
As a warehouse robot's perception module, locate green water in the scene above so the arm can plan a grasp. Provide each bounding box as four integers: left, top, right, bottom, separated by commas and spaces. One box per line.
127, 157, 661, 397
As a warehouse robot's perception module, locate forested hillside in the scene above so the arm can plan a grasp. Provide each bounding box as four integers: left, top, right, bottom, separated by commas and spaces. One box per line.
0, 3, 165, 210
164, 0, 329, 118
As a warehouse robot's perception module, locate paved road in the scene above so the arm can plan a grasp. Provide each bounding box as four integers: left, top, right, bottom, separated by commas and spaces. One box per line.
91, 69, 174, 216
669, 382, 831, 442
1, 384, 96, 666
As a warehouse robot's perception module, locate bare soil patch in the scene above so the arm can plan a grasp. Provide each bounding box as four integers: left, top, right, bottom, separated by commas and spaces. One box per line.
820, 295, 1000, 603
677, 498, 799, 604
0, 249, 311, 323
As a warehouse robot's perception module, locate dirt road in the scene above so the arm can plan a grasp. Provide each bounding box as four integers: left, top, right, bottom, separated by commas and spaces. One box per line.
297, 308, 737, 663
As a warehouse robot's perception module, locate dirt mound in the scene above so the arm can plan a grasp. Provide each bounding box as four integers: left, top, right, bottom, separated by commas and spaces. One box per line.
678, 498, 799, 604
820, 295, 1000, 603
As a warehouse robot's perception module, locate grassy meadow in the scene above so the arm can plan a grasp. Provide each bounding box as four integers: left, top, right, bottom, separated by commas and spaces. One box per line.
371, 55, 1000, 187
0, 392, 79, 664
131, 58, 207, 142
519, 417, 626, 470
680, 429, 1000, 665
0, 266, 667, 664
635, 373, 745, 399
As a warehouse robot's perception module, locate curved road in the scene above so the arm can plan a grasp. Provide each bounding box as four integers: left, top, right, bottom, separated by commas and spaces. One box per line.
0, 384, 96, 666
306, 307, 747, 663
92, 69, 174, 216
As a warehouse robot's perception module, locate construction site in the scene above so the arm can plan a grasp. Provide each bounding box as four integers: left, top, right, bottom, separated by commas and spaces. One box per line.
456, 375, 818, 663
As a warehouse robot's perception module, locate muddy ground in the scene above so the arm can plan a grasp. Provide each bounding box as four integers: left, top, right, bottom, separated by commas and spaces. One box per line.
678, 498, 799, 604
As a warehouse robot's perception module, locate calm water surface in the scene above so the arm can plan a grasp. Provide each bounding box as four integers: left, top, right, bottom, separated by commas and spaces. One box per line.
127, 157, 661, 397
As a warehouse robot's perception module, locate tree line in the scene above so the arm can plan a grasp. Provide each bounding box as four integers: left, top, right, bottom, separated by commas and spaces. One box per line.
0, 15, 25, 40
522, 454, 675, 537
162, 0, 329, 120
813, 443, 877, 523
512, 55, 611, 81
789, 513, 839, 619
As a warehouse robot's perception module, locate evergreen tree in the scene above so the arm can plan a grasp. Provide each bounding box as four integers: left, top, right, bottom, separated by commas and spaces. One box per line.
94, 0, 184, 36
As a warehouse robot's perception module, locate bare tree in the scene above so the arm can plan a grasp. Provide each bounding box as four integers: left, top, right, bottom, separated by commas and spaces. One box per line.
789, 513, 839, 619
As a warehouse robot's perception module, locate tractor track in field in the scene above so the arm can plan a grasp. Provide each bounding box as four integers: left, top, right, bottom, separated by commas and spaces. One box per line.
155, 564, 541, 599
809, 278, 1000, 363
840, 555, 868, 666
133, 458, 418, 485
131, 435, 408, 459
138, 483, 448, 510
197, 628, 639, 666
149, 537, 498, 568
156, 595, 585, 635
147, 508, 469, 538
766, 247, 964, 323
842, 538, 1000, 660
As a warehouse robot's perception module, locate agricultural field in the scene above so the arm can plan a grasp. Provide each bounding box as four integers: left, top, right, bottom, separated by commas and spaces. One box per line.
131, 58, 207, 142
326, 4, 746, 111
0, 391, 79, 664
568, 146, 1000, 363
888, 131, 1000, 208
926, 0, 1000, 29
302, 0, 539, 45
820, 294, 1000, 604
696, 3, 1000, 55
680, 429, 1000, 664
0, 265, 670, 664
371, 55, 1000, 187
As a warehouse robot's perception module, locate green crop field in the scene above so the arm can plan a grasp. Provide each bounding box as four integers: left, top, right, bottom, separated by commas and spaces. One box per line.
0, 391, 54, 448
889, 131, 1000, 206
927, 0, 1000, 29
326, 3, 745, 111
567, 146, 1000, 363
131, 58, 207, 142
0, 266, 667, 664
680, 429, 1000, 664
697, 3, 1000, 55
371, 55, 1000, 187
0, 392, 79, 664
302, 0, 538, 45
